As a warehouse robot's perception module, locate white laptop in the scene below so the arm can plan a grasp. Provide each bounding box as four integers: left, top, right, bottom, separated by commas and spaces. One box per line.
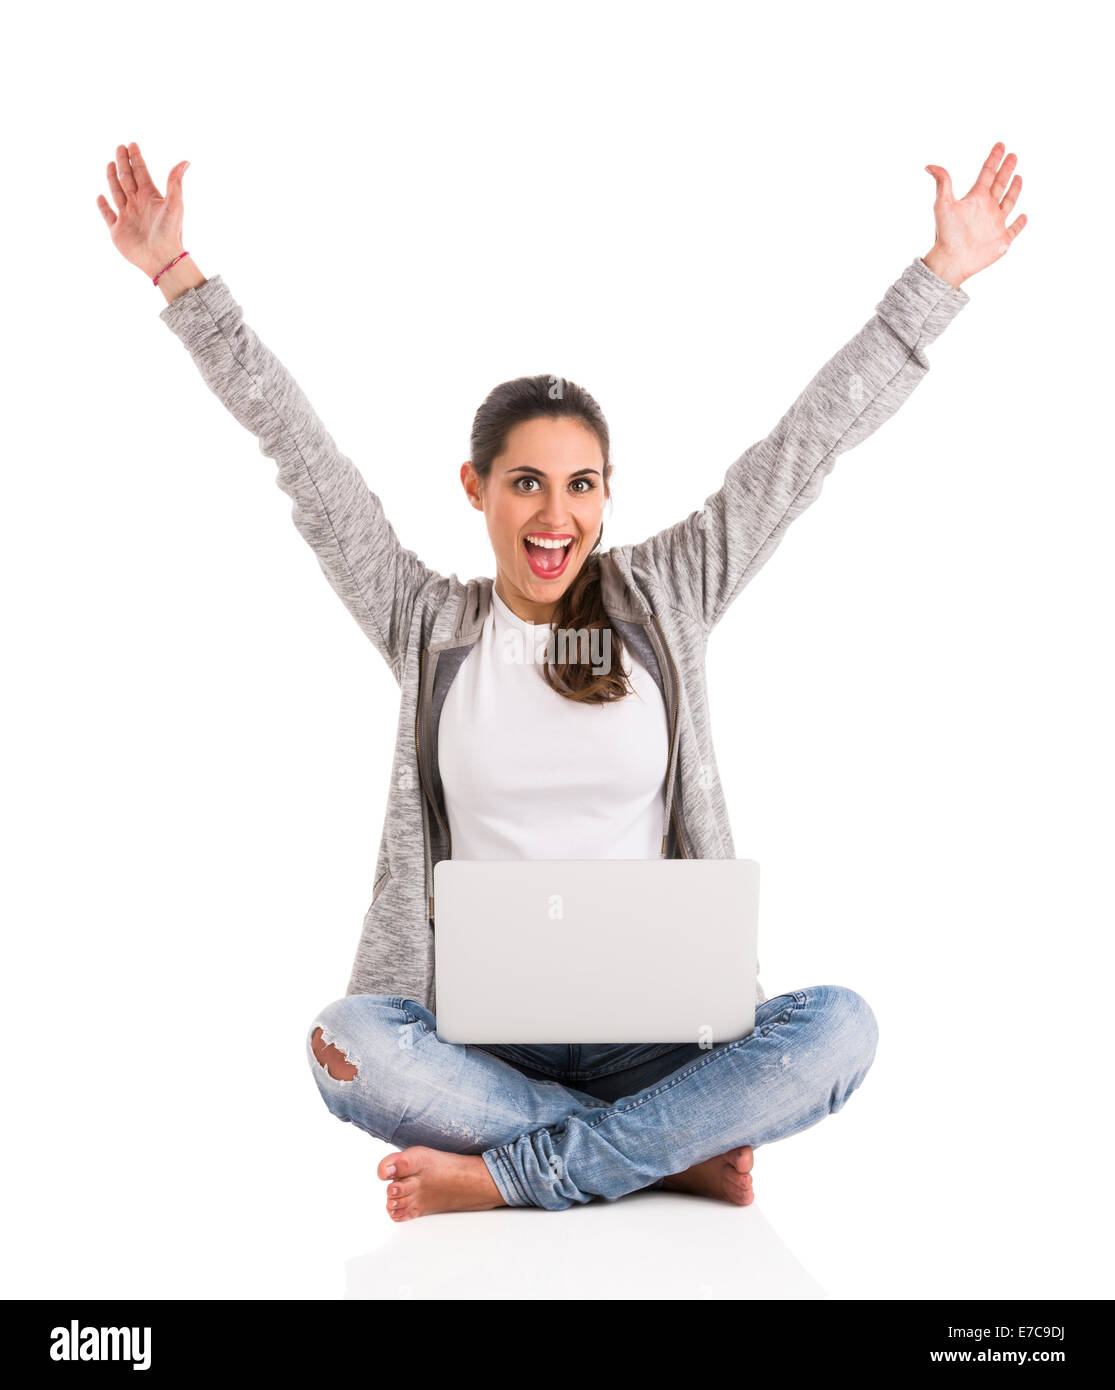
433, 858, 759, 1045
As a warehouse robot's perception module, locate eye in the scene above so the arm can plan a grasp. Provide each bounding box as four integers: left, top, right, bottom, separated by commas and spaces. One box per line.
513, 477, 596, 494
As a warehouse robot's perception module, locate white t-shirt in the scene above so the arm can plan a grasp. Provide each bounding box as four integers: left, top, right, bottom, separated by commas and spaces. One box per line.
438, 586, 669, 860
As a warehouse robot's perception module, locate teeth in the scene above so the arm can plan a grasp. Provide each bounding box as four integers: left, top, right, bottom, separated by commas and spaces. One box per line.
525, 536, 573, 549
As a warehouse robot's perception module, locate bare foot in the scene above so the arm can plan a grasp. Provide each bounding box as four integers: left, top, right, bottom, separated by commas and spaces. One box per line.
660, 1145, 755, 1205
377, 1146, 508, 1221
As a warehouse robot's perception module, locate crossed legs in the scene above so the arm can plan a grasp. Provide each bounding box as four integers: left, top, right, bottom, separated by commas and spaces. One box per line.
307, 985, 878, 1217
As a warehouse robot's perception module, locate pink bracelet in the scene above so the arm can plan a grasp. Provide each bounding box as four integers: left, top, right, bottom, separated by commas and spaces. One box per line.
153, 250, 190, 286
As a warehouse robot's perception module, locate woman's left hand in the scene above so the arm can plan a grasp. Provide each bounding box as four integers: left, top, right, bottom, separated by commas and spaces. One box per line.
922, 141, 1027, 288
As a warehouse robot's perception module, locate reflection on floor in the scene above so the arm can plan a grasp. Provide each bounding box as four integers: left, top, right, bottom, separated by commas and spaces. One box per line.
345, 1185, 826, 1300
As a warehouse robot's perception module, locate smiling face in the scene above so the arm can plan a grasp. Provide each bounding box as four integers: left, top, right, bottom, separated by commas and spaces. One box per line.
461, 415, 608, 625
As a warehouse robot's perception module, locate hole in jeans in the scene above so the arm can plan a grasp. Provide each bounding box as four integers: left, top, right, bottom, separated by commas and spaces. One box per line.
311, 1026, 358, 1081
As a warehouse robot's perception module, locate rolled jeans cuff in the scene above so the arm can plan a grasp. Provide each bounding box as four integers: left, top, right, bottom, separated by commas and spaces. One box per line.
482, 1145, 533, 1208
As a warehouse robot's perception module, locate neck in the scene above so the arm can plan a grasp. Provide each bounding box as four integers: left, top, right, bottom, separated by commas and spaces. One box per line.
494, 575, 557, 626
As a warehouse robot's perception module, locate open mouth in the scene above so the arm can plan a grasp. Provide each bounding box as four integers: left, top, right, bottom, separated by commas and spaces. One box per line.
522, 535, 574, 579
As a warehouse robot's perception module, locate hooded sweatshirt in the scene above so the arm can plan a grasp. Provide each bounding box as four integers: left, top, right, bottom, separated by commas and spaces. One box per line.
159, 255, 970, 1012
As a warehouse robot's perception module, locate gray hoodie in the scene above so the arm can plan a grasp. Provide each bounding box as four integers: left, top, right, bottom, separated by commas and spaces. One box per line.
160, 255, 969, 1013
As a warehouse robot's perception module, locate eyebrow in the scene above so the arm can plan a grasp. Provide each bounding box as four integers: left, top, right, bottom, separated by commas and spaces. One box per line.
505, 465, 601, 479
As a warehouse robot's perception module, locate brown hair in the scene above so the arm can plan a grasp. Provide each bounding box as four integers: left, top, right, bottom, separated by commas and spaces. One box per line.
469, 373, 634, 704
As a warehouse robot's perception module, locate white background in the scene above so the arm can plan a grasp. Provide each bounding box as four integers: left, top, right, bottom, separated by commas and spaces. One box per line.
3, 0, 1111, 1300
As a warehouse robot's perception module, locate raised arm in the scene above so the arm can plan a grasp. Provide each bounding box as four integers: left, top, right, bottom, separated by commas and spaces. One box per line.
626, 141, 1027, 634
97, 142, 445, 682
157, 275, 445, 680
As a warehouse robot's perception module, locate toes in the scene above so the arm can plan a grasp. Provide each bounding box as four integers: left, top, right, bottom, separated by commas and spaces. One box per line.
386, 1172, 420, 1221
725, 1169, 754, 1203
379, 1147, 426, 1181
726, 1174, 755, 1206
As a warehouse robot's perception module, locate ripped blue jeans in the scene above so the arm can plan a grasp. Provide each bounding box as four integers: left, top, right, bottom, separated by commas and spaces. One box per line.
306, 984, 878, 1211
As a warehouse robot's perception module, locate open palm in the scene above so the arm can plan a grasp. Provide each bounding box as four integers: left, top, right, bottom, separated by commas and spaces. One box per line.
96, 142, 189, 278
925, 141, 1027, 286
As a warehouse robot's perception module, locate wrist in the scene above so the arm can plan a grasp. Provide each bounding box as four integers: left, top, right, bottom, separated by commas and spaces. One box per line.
149, 252, 207, 304
921, 246, 968, 290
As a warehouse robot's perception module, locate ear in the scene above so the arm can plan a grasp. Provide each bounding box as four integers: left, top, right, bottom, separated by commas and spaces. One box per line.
460, 460, 485, 512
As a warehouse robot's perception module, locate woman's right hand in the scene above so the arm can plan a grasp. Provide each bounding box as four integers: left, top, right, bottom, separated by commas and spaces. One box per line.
96, 141, 189, 278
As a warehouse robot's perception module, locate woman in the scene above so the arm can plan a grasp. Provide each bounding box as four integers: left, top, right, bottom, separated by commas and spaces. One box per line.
98, 140, 1025, 1221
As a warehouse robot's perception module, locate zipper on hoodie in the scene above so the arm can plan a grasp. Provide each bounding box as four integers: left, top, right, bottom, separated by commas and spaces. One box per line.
648, 613, 692, 861
415, 645, 452, 926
